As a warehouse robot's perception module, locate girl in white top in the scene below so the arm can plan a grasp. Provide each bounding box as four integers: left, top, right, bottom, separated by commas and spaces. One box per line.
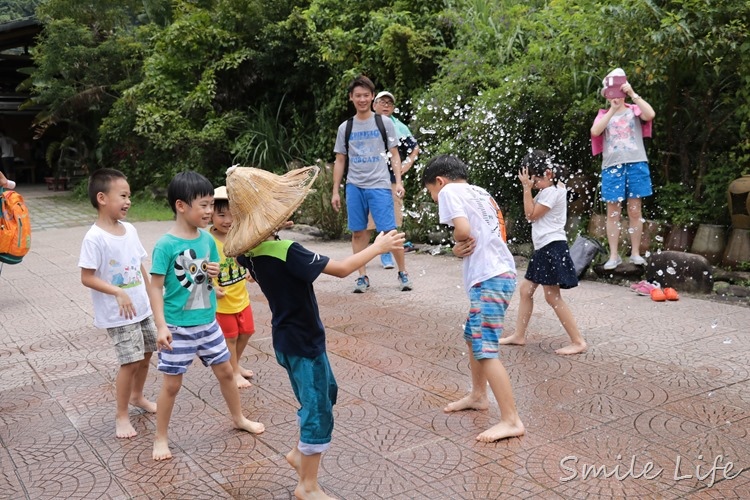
500, 150, 587, 355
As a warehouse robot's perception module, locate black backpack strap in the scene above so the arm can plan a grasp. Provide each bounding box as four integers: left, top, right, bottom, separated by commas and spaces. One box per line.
374, 113, 389, 153
343, 117, 354, 179
374, 113, 395, 180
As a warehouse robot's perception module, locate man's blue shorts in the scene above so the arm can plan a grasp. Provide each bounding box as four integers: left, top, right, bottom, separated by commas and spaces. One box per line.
601, 161, 653, 202
464, 274, 516, 360
275, 350, 338, 454
346, 184, 396, 232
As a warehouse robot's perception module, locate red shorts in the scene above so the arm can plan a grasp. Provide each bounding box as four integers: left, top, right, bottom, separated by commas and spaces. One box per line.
216, 306, 255, 339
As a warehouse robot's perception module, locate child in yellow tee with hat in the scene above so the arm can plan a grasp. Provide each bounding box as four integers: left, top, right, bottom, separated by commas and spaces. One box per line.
210, 185, 256, 389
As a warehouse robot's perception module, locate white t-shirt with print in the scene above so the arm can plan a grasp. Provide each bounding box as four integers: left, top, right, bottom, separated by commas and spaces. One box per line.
531, 184, 568, 250
438, 182, 515, 295
78, 222, 152, 328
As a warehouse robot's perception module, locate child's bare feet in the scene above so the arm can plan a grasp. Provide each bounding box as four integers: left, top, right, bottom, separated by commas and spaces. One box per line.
240, 366, 254, 378
555, 342, 587, 355
115, 417, 137, 439
130, 396, 157, 413
476, 420, 526, 443
443, 394, 489, 413
234, 416, 265, 434
499, 333, 526, 346
235, 374, 252, 389
153, 438, 172, 461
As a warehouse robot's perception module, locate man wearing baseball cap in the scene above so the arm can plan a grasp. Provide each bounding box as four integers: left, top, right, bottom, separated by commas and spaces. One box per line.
370, 90, 420, 270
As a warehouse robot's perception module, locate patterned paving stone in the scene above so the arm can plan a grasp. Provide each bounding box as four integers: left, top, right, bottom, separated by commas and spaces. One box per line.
15, 458, 128, 499
2, 203, 750, 498
214, 454, 302, 499
425, 461, 561, 499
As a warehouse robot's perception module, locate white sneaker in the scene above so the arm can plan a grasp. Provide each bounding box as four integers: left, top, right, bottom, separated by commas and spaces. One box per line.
629, 255, 647, 265
603, 256, 623, 270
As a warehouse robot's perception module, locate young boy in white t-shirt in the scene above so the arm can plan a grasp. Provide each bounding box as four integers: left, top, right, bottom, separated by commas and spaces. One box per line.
422, 154, 525, 443
79, 168, 159, 438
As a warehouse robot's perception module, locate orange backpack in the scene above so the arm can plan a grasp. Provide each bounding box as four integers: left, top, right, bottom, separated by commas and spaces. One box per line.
488, 195, 508, 243
0, 188, 31, 264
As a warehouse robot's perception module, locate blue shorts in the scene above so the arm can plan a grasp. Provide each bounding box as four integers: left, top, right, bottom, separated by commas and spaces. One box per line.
601, 161, 653, 202
464, 274, 516, 360
275, 350, 338, 454
345, 184, 396, 232
157, 320, 231, 375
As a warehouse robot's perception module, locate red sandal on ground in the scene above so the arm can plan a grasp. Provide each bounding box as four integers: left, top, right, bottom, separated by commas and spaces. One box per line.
664, 287, 680, 301
650, 288, 666, 302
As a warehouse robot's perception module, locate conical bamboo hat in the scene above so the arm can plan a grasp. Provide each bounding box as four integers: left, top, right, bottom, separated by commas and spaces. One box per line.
223, 164, 319, 257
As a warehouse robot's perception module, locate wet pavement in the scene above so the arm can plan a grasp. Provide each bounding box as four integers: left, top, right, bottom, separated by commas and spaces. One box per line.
1, 184, 749, 499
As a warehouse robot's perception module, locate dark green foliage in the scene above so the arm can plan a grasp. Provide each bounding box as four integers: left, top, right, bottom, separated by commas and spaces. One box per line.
22, 0, 750, 239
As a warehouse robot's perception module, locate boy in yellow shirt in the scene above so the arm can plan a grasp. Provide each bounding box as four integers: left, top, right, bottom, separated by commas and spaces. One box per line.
210, 186, 256, 389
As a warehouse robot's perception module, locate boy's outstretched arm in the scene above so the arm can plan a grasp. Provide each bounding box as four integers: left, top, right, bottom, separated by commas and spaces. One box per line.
324, 230, 405, 277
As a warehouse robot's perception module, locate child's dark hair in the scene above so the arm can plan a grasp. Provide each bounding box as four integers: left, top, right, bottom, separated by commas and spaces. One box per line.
422, 154, 468, 186
521, 149, 562, 182
213, 198, 229, 213
347, 74, 375, 95
88, 168, 127, 209
167, 171, 214, 214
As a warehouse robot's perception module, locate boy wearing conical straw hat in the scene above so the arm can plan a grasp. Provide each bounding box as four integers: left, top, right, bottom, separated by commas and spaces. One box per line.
224, 164, 405, 500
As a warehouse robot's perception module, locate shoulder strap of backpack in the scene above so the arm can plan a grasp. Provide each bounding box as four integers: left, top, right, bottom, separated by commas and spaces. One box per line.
343, 117, 354, 179
374, 113, 394, 176
374, 113, 389, 153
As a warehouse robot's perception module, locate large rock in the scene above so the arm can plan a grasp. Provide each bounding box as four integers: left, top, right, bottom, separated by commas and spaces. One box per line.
593, 261, 645, 279
644, 251, 713, 293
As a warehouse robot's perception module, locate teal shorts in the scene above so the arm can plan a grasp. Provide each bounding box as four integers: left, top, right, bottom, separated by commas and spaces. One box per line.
275, 350, 338, 454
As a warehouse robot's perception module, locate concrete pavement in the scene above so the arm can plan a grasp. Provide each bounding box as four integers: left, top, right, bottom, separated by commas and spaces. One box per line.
0, 185, 748, 498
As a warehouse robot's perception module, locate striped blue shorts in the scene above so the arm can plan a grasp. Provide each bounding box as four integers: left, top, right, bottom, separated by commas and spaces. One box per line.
464, 274, 516, 360
157, 320, 231, 375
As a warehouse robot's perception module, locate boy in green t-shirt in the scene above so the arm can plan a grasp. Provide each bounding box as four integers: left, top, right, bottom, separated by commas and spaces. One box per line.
148, 171, 264, 461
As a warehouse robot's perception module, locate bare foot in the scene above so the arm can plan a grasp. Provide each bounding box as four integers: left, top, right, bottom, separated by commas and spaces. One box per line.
286, 448, 336, 499
235, 374, 252, 389
240, 366, 254, 378
294, 485, 336, 499
234, 416, 265, 434
115, 417, 137, 439
499, 333, 526, 346
476, 420, 526, 443
443, 394, 489, 413
130, 396, 157, 413
153, 438, 172, 461
555, 342, 587, 355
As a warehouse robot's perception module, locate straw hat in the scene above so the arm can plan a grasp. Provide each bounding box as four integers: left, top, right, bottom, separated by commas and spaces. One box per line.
214, 186, 228, 200
223, 165, 319, 257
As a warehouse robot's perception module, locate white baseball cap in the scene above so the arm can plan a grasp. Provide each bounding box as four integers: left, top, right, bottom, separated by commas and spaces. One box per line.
375, 91, 395, 102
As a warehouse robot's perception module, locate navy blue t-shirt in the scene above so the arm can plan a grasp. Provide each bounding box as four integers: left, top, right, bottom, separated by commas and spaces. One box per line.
237, 240, 329, 358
